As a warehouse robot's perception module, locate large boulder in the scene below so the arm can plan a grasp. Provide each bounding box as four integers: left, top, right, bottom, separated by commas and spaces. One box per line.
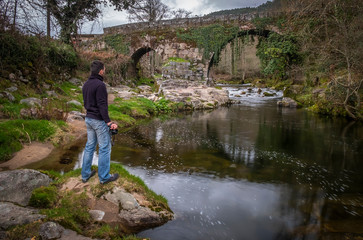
0, 202, 45, 230
0, 169, 52, 206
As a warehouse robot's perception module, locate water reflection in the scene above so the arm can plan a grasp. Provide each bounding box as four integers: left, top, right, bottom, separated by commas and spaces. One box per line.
27, 86, 363, 239
108, 100, 362, 239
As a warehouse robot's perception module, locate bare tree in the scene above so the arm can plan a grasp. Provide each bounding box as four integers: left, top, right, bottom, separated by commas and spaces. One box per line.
171, 8, 192, 19
127, 0, 170, 22
291, 0, 363, 120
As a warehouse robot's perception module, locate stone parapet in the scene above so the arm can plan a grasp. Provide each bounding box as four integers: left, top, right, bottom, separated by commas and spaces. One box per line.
104, 11, 281, 35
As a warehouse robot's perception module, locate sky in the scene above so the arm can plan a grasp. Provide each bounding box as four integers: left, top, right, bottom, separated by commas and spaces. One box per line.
81, 0, 269, 34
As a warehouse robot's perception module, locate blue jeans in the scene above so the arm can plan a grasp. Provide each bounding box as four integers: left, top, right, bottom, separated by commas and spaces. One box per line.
82, 117, 111, 183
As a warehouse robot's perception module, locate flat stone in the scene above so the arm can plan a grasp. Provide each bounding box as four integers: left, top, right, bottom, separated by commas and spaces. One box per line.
20, 97, 42, 107
67, 100, 82, 107
103, 187, 139, 210
0, 169, 52, 206
5, 86, 17, 92
89, 210, 105, 221
0, 202, 45, 230
69, 78, 82, 86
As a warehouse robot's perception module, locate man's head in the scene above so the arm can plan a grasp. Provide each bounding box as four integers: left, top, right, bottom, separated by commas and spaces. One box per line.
91, 60, 105, 76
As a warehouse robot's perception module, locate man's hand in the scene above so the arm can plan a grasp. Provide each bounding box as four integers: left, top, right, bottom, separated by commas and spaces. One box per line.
107, 122, 118, 130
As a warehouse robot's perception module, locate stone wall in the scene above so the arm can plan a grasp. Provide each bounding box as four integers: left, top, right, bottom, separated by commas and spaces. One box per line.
104, 12, 281, 35
211, 35, 261, 80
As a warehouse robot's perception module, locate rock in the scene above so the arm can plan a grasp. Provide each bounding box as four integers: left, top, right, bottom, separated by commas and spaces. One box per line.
69, 78, 82, 86
20, 77, 29, 84
138, 85, 153, 93
119, 207, 165, 231
43, 83, 51, 90
69, 111, 86, 118
0, 169, 52, 206
39, 221, 65, 240
0, 202, 45, 230
277, 97, 298, 108
20, 97, 42, 107
263, 92, 275, 97
5, 86, 17, 92
20, 108, 39, 118
9, 73, 16, 81
2, 91, 15, 102
59, 229, 94, 240
46, 91, 58, 97
0, 230, 6, 240
89, 210, 105, 221
67, 100, 82, 107
66, 111, 85, 121
103, 187, 139, 210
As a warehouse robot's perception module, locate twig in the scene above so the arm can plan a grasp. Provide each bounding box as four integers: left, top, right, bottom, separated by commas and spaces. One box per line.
22, 123, 31, 144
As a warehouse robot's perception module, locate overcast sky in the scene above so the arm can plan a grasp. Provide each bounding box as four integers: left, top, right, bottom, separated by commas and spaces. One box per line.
81, 0, 269, 34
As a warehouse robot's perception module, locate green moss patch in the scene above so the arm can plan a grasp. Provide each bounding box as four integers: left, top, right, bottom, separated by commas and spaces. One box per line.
29, 185, 58, 208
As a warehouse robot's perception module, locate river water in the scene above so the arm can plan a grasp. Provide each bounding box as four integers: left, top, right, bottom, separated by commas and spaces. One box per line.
28, 85, 363, 239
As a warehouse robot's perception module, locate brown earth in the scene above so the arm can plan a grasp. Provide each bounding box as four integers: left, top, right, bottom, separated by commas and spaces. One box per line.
0, 119, 87, 171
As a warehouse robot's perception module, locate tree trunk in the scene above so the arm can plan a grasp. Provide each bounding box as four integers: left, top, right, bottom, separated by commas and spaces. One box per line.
12, 0, 18, 30
47, 0, 50, 37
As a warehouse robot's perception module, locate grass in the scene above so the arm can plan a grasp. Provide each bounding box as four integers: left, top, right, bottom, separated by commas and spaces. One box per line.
41, 191, 91, 233
0, 119, 66, 162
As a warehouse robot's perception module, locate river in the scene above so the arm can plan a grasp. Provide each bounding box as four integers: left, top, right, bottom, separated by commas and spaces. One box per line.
28, 85, 363, 239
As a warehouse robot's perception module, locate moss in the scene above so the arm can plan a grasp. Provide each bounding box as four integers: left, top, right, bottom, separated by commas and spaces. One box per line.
29, 185, 58, 208
41, 191, 91, 233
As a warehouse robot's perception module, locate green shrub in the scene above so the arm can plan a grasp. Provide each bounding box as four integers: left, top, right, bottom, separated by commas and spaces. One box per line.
29, 186, 58, 208
256, 32, 301, 79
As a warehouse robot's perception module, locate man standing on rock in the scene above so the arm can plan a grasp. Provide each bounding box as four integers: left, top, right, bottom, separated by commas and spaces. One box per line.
81, 60, 119, 184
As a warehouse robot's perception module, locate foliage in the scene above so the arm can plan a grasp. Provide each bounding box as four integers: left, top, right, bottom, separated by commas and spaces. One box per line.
288, 0, 363, 119
47, 0, 134, 43
177, 24, 239, 63
29, 186, 58, 208
256, 32, 301, 79
104, 34, 130, 55
0, 31, 78, 75
154, 98, 172, 113
163, 57, 189, 67
0, 120, 63, 162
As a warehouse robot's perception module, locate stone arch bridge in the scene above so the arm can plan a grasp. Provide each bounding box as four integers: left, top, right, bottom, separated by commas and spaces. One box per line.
80, 12, 280, 83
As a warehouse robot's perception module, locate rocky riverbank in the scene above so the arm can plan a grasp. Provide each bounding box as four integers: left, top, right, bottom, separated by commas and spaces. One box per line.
0, 168, 173, 239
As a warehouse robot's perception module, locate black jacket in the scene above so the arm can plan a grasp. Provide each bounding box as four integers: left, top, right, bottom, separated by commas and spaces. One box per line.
82, 73, 111, 123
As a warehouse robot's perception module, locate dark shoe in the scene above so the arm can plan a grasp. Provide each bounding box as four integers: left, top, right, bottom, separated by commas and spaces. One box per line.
101, 173, 119, 185
82, 170, 96, 183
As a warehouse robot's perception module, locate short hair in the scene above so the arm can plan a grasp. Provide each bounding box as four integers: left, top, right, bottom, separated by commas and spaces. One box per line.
91, 60, 104, 75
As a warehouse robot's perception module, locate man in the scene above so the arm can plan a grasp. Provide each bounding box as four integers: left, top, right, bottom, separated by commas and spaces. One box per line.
81, 60, 119, 184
